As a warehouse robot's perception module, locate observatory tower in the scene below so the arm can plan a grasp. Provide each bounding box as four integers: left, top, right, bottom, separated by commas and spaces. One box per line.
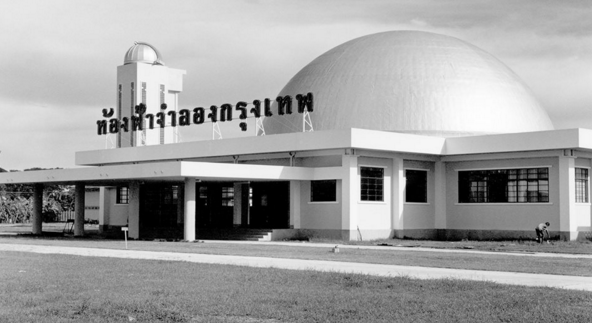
117, 42, 186, 147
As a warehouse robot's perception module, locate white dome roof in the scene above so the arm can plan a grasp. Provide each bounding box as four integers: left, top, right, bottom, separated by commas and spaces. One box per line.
124, 41, 165, 66
264, 31, 554, 137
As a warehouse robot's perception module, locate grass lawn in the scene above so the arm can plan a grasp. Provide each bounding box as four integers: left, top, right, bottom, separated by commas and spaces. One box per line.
1, 251, 591, 323
1, 236, 591, 277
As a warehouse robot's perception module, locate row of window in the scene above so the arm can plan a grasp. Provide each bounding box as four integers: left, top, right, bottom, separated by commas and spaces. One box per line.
310, 167, 427, 203
115, 167, 590, 205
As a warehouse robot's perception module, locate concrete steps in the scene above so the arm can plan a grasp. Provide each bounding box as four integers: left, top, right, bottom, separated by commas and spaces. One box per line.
196, 228, 273, 241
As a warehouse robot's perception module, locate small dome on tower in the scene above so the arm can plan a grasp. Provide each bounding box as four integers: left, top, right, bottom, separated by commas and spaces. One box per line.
124, 41, 165, 66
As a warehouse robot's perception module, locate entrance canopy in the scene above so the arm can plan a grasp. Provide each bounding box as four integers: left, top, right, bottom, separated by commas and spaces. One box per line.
0, 161, 333, 186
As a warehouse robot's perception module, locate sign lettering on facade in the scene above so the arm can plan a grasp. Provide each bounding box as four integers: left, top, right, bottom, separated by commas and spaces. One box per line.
96, 92, 314, 135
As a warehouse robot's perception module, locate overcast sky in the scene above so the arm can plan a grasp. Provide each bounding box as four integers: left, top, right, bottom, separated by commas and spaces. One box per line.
0, 0, 591, 170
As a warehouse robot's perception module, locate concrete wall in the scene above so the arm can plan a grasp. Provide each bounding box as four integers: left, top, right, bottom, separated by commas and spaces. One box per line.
402, 160, 435, 230
84, 189, 100, 221
299, 180, 342, 230
356, 157, 392, 240
446, 156, 560, 239
574, 157, 592, 238
105, 187, 129, 226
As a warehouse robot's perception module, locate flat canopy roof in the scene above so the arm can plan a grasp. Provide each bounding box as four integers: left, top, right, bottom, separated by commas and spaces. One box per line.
75, 128, 592, 167
0, 161, 341, 186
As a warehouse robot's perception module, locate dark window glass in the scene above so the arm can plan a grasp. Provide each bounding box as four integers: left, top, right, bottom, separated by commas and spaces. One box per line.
406, 170, 427, 203
459, 168, 550, 203
361, 167, 384, 201
311, 180, 337, 202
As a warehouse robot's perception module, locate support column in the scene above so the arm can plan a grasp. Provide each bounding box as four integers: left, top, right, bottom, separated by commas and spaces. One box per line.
184, 178, 196, 241
32, 183, 43, 235
177, 184, 184, 225
233, 183, 243, 227
74, 183, 85, 236
98, 187, 110, 233
289, 181, 301, 229
341, 154, 359, 240
128, 181, 140, 239
558, 155, 576, 240
391, 157, 405, 238
434, 161, 447, 239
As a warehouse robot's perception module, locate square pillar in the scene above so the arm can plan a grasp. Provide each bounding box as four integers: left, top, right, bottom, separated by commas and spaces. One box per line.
434, 161, 447, 232
233, 183, 243, 227
32, 184, 43, 235
177, 184, 184, 225
184, 178, 196, 241
74, 183, 85, 236
289, 181, 301, 229
128, 181, 141, 239
559, 155, 577, 240
341, 154, 359, 240
98, 187, 110, 232
391, 157, 405, 238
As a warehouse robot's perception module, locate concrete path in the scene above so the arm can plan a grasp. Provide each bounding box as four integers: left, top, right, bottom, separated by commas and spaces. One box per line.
204, 240, 592, 259
2, 243, 592, 292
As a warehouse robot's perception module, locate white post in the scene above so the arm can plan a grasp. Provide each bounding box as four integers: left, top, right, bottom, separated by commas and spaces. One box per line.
184, 178, 196, 241
121, 227, 128, 249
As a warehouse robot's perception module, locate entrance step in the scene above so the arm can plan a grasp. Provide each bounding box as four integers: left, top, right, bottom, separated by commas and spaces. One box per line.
196, 228, 273, 241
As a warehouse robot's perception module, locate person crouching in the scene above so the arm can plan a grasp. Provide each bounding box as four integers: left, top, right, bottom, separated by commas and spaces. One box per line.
535, 222, 550, 244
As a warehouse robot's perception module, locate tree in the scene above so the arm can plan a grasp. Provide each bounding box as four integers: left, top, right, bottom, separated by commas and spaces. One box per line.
0, 168, 74, 223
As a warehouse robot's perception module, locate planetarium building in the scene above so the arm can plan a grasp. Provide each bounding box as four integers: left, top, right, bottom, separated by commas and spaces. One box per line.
2, 31, 591, 241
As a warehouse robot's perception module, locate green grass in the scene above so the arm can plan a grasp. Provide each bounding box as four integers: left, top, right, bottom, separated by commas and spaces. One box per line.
1, 237, 591, 277
1, 251, 591, 323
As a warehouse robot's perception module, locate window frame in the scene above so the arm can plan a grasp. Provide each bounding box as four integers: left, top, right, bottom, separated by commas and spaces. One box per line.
116, 186, 129, 205
405, 169, 428, 203
458, 167, 550, 204
310, 180, 337, 203
360, 166, 385, 202
575, 167, 589, 203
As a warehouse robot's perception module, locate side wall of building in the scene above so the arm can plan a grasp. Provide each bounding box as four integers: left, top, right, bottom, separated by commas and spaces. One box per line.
445, 156, 561, 240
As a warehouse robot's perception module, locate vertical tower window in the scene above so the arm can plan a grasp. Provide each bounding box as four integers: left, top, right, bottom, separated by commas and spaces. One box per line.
576, 168, 589, 203
160, 84, 165, 144
130, 82, 135, 147
141, 82, 147, 145
117, 84, 122, 148
361, 167, 384, 201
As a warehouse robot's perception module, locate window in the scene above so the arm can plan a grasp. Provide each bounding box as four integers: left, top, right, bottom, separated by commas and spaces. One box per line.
459, 168, 549, 203
576, 168, 589, 203
361, 167, 384, 201
116, 186, 129, 204
406, 170, 427, 203
221, 186, 234, 207
311, 180, 337, 202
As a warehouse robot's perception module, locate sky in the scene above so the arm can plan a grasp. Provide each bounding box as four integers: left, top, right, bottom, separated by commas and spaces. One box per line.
0, 0, 591, 170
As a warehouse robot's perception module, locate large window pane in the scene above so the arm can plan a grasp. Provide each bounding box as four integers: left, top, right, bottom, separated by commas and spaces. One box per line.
459, 168, 550, 203
361, 167, 384, 201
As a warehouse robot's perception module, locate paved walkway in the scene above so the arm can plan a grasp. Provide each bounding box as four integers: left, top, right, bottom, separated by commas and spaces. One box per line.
2, 243, 592, 292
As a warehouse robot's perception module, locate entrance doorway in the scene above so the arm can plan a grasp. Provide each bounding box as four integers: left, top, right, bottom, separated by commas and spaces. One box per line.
194, 181, 290, 229
249, 181, 290, 229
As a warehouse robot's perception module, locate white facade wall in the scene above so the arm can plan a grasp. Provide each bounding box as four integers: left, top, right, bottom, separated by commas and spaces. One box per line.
356, 157, 392, 240
84, 189, 100, 221
446, 156, 561, 239
105, 187, 129, 227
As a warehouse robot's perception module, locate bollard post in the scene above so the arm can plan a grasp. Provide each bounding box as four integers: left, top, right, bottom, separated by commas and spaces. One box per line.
121, 227, 129, 249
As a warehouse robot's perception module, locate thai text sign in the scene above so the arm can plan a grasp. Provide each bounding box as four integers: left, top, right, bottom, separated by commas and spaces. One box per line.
96, 93, 314, 135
